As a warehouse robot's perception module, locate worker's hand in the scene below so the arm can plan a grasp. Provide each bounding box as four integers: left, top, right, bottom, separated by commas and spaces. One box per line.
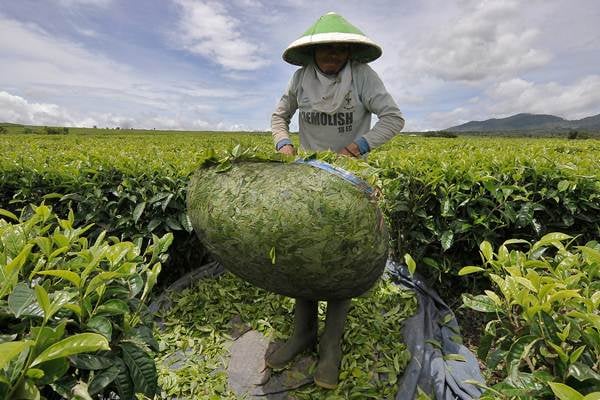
278, 144, 296, 156
339, 142, 361, 158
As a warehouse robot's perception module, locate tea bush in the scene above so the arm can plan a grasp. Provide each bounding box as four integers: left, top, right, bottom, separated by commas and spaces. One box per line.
460, 234, 600, 399
0, 204, 172, 399
0, 133, 599, 285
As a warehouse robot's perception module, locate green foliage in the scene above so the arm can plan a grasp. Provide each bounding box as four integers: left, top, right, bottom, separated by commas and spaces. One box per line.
43, 126, 69, 135
461, 234, 600, 399
1, 133, 599, 285
155, 272, 416, 399
374, 141, 600, 281
0, 134, 277, 285
0, 204, 172, 399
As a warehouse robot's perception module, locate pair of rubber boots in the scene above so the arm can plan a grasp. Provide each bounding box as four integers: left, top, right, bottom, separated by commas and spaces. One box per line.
265, 298, 350, 389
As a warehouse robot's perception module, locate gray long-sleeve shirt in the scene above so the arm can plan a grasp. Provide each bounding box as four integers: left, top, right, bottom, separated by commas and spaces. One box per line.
271, 61, 404, 153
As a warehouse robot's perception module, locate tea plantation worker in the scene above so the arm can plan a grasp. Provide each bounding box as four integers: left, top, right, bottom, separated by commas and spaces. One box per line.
272, 12, 404, 159
268, 12, 404, 389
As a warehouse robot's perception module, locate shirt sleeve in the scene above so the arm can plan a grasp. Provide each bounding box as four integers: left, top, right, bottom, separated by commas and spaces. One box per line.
271, 70, 301, 148
357, 64, 405, 150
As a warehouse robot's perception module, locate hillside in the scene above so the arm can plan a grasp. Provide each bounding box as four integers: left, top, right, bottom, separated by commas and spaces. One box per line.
446, 113, 600, 132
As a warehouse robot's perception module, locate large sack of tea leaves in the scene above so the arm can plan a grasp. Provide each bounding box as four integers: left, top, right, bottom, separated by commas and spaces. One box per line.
186, 159, 388, 300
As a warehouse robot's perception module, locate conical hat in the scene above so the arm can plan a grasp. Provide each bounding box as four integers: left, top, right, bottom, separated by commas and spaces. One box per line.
283, 12, 382, 66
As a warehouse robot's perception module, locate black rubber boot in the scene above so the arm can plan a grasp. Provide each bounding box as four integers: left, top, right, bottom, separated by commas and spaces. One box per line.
314, 299, 351, 389
265, 298, 318, 369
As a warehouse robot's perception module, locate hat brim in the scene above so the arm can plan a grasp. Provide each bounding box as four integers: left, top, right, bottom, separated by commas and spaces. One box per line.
283, 32, 382, 66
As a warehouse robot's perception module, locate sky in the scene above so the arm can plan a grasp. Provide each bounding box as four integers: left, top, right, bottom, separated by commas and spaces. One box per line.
1, 0, 599, 132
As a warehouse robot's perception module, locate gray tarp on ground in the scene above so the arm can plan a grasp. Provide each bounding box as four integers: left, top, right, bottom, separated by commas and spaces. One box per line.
152, 260, 486, 400
386, 260, 485, 400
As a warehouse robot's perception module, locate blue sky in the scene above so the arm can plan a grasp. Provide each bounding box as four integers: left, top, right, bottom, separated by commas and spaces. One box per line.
1, 0, 599, 132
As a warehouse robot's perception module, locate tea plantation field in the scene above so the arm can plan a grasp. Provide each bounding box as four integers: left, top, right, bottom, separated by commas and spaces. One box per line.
1, 128, 599, 399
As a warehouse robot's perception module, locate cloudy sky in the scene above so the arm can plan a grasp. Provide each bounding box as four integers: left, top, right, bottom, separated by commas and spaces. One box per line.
1, 0, 599, 131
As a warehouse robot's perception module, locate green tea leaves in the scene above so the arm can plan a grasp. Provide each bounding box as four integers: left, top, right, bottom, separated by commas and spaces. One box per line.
31, 333, 110, 367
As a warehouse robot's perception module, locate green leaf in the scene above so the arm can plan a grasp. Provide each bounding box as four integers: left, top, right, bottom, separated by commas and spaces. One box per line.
8, 282, 35, 318
6, 243, 34, 278
86, 316, 113, 341
461, 293, 499, 312
547, 341, 569, 364
120, 343, 158, 397
31, 333, 110, 367
404, 253, 416, 276
480, 241, 493, 262
31, 322, 66, 357
25, 368, 44, 379
440, 230, 454, 251
557, 180, 571, 192
483, 290, 502, 306
88, 365, 120, 395
503, 238, 531, 246
269, 246, 276, 265
513, 276, 537, 293
179, 213, 194, 233
548, 382, 583, 400
95, 299, 130, 316
133, 202, 146, 224
35, 358, 69, 385
443, 353, 466, 362
131, 326, 160, 352
506, 335, 539, 367
0, 340, 32, 370
458, 266, 485, 276
547, 289, 581, 304
141, 262, 161, 302
0, 208, 19, 222
84, 272, 118, 298
12, 378, 40, 400
569, 345, 586, 364
49, 245, 69, 260
533, 233, 572, 252
49, 290, 76, 318
36, 270, 81, 288
539, 311, 561, 343
113, 357, 134, 400
567, 362, 600, 382
128, 274, 143, 297
34, 285, 51, 322
70, 354, 114, 370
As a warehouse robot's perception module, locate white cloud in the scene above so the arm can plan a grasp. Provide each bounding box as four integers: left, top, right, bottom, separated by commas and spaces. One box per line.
0, 90, 253, 131
74, 27, 98, 37
395, 0, 551, 82
0, 15, 263, 128
425, 106, 479, 131
0, 17, 136, 90
0, 91, 80, 126
171, 0, 270, 70
487, 75, 600, 120
423, 75, 600, 129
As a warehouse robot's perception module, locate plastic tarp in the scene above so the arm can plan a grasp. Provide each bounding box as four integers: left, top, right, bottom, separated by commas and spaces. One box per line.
386, 260, 485, 399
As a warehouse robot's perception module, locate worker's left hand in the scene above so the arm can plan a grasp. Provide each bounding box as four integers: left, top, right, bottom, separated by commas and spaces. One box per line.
339, 142, 361, 158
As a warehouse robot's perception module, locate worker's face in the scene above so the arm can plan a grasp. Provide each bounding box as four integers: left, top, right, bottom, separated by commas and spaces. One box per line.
314, 44, 350, 75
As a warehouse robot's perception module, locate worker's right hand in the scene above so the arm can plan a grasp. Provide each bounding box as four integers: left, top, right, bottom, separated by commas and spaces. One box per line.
278, 144, 296, 156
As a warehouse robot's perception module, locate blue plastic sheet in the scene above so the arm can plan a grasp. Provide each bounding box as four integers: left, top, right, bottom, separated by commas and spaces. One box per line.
386, 260, 486, 399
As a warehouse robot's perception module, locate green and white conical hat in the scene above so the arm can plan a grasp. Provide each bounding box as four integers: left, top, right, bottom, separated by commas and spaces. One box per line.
283, 12, 382, 66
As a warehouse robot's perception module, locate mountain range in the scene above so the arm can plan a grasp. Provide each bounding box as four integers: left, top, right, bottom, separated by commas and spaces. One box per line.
445, 113, 600, 133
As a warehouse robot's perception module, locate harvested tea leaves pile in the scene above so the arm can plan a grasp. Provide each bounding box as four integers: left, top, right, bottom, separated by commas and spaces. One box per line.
154, 272, 416, 399
187, 159, 388, 300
